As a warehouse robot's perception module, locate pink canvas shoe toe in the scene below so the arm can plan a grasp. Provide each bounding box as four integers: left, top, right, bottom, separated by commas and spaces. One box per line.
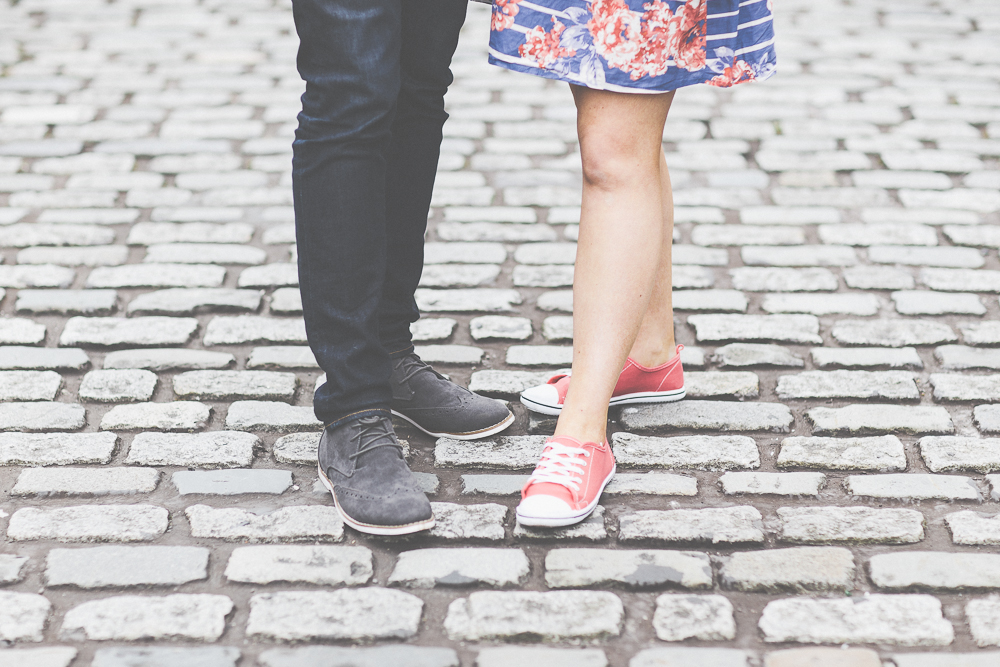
520, 344, 686, 415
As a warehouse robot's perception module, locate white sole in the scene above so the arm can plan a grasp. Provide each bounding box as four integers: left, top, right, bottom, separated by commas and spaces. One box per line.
318, 464, 435, 536
391, 409, 515, 441
515, 463, 616, 528
520, 388, 686, 416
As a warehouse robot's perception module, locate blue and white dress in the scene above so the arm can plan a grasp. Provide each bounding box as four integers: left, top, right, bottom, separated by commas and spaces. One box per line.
489, 0, 776, 93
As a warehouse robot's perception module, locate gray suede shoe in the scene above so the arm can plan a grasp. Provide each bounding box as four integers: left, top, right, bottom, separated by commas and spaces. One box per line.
390, 352, 514, 440
317, 415, 434, 536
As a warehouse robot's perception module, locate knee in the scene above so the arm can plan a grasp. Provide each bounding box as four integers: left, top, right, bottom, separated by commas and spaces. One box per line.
579, 134, 655, 191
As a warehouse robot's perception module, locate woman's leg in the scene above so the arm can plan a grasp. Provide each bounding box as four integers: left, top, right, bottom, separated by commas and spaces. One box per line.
554, 86, 676, 445
627, 149, 678, 368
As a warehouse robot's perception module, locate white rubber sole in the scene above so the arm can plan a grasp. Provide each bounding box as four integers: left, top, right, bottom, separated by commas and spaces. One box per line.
391, 408, 515, 441
515, 464, 616, 528
318, 464, 435, 536
520, 387, 686, 416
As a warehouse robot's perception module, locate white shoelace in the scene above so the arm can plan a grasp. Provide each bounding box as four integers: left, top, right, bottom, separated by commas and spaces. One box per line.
527, 441, 590, 492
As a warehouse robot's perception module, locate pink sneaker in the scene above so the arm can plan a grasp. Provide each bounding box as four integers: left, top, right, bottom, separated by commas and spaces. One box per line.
520, 344, 686, 416
515, 435, 616, 527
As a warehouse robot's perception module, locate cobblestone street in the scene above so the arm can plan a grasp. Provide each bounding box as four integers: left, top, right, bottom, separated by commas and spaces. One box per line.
1, 0, 1000, 664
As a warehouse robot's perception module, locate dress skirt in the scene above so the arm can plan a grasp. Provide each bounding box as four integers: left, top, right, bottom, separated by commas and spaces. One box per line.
488, 0, 776, 92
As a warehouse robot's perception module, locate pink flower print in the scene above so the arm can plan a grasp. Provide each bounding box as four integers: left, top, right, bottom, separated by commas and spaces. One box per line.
492, 0, 521, 32
706, 59, 756, 87
587, 0, 643, 73
665, 0, 708, 71
519, 18, 577, 69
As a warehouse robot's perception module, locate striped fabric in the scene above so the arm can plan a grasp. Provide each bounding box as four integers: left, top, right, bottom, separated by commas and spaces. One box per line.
488, 0, 776, 93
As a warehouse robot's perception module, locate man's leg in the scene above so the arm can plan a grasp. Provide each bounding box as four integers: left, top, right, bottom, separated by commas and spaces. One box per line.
292, 0, 433, 536
292, 0, 399, 428
378, 1, 515, 441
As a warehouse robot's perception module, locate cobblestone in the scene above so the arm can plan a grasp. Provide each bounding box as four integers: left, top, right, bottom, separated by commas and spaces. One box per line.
807, 404, 954, 435
870, 552, 1000, 591
621, 401, 793, 432
777, 370, 918, 400
390, 547, 528, 588
13, 467, 159, 496
7, 504, 168, 542
0, 370, 62, 401
811, 347, 923, 369
225, 545, 372, 586
778, 507, 924, 544
831, 320, 957, 347
79, 369, 157, 402
101, 401, 209, 431
545, 548, 711, 590
720, 546, 854, 593
720, 472, 825, 496
777, 435, 907, 471
61, 594, 232, 641
247, 590, 422, 641
60, 316, 198, 347
847, 474, 980, 501
444, 591, 623, 641
45, 546, 208, 588
612, 433, 759, 470
127, 288, 263, 315
0, 592, 51, 642
186, 504, 344, 542
619, 507, 764, 544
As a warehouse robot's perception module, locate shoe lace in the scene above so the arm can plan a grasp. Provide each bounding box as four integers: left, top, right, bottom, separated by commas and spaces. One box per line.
349, 418, 404, 461
396, 353, 471, 395
527, 441, 590, 492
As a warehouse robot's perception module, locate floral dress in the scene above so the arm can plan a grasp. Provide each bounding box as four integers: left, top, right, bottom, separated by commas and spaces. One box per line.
489, 0, 776, 92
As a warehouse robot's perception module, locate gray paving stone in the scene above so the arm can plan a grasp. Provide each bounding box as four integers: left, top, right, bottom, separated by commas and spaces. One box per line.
871, 552, 1000, 591
144, 243, 266, 265
672, 290, 748, 313
0, 402, 85, 432
413, 344, 483, 365
237, 263, 298, 288
688, 314, 821, 344
967, 597, 1000, 647
894, 290, 986, 316
869, 245, 985, 268
937, 346, 1000, 371
127, 288, 262, 315
0, 431, 117, 466
420, 264, 501, 288
389, 547, 528, 588
428, 502, 506, 540
247, 589, 422, 641
545, 548, 711, 590
436, 435, 545, 469
712, 343, 804, 368
691, 225, 803, 247
778, 435, 907, 471
0, 592, 50, 642
91, 647, 240, 667
831, 320, 957, 347
186, 504, 344, 542
764, 648, 880, 667
79, 369, 157, 402
415, 288, 522, 312
15, 289, 117, 316
0, 265, 76, 289
932, 374, 1000, 402
269, 287, 302, 314
257, 646, 457, 667
272, 432, 320, 464
921, 268, 1000, 292
60, 594, 232, 641
468, 370, 553, 398
891, 653, 1000, 667
0, 318, 46, 345
103, 348, 233, 371
126, 431, 257, 468
761, 293, 879, 316
173, 469, 292, 495
819, 223, 938, 246
611, 433, 760, 470
720, 472, 825, 496
778, 506, 924, 544
758, 594, 953, 646
60, 316, 198, 348
808, 404, 954, 435
225, 545, 372, 585
13, 467, 159, 496
101, 401, 209, 431
18, 245, 129, 267
87, 264, 226, 288
777, 370, 919, 400
246, 346, 319, 369
459, 474, 528, 496
444, 591, 622, 641
514, 506, 608, 541
45, 546, 208, 588
127, 221, 254, 245
477, 647, 605, 667
0, 223, 114, 247
605, 473, 698, 496
506, 345, 573, 366
843, 265, 916, 290
962, 322, 1000, 346
412, 318, 456, 341
945, 511, 1000, 545
541, 315, 573, 341
226, 401, 321, 432
975, 405, 1000, 434
652, 594, 735, 641
922, 437, 1000, 473
720, 546, 854, 593
0, 648, 76, 667
630, 648, 751, 667
620, 401, 793, 433
811, 347, 923, 369
619, 507, 764, 544
7, 504, 168, 542
0, 370, 62, 401
173, 370, 296, 401
847, 473, 980, 501
742, 245, 857, 267
469, 316, 532, 341
685, 372, 759, 399
203, 315, 305, 346
0, 554, 28, 584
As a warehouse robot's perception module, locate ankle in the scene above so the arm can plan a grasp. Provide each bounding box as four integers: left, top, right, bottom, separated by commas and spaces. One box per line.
630, 343, 679, 369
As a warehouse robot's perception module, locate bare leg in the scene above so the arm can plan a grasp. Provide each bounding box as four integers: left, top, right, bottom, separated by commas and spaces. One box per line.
628, 149, 677, 368
554, 87, 676, 445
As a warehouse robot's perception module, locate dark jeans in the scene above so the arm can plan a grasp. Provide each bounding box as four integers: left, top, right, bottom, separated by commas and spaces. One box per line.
291, 0, 467, 426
